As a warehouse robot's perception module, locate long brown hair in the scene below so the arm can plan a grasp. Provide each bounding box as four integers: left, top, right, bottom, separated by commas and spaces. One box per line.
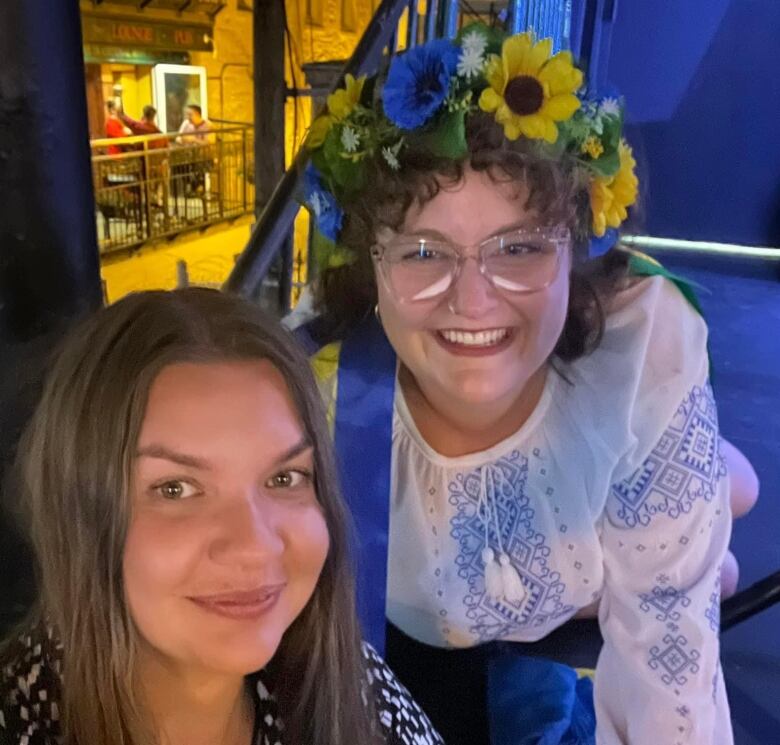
4, 288, 375, 745
317, 111, 630, 360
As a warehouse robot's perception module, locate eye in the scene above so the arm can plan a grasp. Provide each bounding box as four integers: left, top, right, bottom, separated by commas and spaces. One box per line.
265, 469, 313, 490
498, 241, 539, 256
154, 480, 200, 500
398, 241, 449, 262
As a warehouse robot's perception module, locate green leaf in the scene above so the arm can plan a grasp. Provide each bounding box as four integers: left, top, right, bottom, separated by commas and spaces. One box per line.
599, 113, 622, 152
588, 150, 620, 178
312, 231, 356, 271
321, 125, 366, 195
411, 109, 467, 160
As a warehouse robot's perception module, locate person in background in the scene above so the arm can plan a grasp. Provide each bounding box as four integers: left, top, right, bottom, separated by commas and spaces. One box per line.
177, 103, 211, 144
120, 105, 168, 150
0, 289, 444, 745
104, 99, 130, 155
120, 105, 169, 209
175, 104, 215, 196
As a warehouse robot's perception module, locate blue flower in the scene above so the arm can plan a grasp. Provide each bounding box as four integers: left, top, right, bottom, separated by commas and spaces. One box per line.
382, 39, 460, 130
304, 164, 344, 242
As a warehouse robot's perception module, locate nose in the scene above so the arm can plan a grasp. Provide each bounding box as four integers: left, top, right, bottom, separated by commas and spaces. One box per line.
209, 492, 285, 569
446, 256, 500, 318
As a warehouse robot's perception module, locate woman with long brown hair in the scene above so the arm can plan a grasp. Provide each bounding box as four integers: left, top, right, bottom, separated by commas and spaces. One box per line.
0, 288, 443, 745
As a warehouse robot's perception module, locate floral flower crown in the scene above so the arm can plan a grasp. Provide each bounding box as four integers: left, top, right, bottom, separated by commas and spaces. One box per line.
302, 23, 639, 270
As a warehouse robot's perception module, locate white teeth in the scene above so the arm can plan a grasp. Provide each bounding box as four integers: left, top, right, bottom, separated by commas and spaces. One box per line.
440, 329, 509, 347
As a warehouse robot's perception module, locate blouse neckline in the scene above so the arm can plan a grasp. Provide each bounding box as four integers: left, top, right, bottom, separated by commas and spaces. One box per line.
394, 362, 558, 469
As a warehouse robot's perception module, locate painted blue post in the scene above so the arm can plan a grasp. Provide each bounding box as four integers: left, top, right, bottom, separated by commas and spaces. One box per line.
407, 0, 420, 47
562, 0, 574, 51
543, 0, 553, 40
569, 0, 588, 59
425, 0, 440, 40
587, 0, 619, 95
531, 0, 542, 38
442, 0, 460, 39
507, 0, 527, 34
0, 0, 102, 630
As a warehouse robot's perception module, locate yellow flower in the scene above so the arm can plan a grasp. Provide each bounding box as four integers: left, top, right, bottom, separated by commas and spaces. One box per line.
581, 135, 604, 159
478, 32, 582, 143
306, 74, 366, 149
590, 140, 639, 237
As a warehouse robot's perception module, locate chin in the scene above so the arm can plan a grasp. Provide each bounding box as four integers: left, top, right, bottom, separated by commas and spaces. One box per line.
449, 371, 529, 405
208, 634, 283, 677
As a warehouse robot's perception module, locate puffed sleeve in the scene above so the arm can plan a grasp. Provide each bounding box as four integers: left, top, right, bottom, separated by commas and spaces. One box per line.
588, 277, 733, 744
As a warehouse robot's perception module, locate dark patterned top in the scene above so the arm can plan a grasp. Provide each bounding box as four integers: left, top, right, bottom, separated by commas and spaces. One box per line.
0, 625, 443, 745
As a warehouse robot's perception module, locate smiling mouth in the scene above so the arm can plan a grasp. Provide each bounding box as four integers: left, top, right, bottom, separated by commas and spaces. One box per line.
437, 328, 511, 348
188, 585, 286, 621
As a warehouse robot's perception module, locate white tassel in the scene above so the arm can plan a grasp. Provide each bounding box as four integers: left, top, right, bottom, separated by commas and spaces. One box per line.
499, 553, 526, 604
482, 547, 503, 600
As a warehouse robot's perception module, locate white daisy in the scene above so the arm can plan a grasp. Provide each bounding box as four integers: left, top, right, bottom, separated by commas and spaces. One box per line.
382, 146, 400, 171
599, 97, 621, 117
457, 47, 485, 79
461, 29, 487, 58
341, 125, 360, 153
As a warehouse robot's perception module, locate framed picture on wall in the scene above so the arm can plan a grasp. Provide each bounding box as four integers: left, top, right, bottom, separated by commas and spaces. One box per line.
151, 64, 208, 133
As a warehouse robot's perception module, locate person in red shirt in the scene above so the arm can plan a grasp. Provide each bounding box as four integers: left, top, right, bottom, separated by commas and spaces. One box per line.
105, 100, 130, 155
120, 105, 168, 150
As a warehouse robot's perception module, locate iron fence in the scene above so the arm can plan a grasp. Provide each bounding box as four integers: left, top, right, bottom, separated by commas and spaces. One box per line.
90, 125, 254, 254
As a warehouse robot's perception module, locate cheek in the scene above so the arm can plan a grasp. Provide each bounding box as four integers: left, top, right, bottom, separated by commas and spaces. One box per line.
123, 515, 202, 611
284, 506, 330, 587
377, 281, 436, 363
515, 276, 570, 352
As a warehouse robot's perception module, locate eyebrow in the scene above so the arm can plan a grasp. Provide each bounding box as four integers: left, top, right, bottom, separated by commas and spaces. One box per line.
135, 445, 211, 470
135, 437, 313, 470
272, 437, 313, 466
402, 219, 535, 243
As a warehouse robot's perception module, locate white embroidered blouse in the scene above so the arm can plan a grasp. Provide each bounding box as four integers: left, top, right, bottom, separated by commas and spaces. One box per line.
386, 275, 733, 745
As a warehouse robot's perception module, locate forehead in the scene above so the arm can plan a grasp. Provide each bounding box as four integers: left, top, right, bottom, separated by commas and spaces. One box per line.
138, 361, 305, 458
402, 168, 535, 243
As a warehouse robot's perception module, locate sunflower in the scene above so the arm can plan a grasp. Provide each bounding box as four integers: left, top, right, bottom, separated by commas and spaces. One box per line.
306, 74, 366, 149
478, 33, 582, 143
590, 140, 639, 237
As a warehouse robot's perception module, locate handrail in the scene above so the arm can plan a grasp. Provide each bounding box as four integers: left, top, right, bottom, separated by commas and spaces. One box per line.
722, 571, 780, 632
224, 0, 410, 297
90, 124, 250, 151
90, 124, 254, 254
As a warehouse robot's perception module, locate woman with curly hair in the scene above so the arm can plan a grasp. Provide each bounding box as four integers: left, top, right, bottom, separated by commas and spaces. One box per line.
297, 25, 752, 745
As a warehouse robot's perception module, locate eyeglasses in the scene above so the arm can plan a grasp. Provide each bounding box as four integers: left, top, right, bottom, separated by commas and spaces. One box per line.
371, 226, 570, 304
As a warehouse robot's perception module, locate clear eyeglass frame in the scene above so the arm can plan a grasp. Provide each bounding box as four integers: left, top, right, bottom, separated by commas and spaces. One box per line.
370, 225, 571, 304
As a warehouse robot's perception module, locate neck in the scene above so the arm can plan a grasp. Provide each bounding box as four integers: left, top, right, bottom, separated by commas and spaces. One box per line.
400, 364, 548, 457
135, 646, 253, 745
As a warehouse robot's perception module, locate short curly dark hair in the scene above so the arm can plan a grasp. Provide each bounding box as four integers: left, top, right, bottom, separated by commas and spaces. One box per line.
315, 112, 629, 362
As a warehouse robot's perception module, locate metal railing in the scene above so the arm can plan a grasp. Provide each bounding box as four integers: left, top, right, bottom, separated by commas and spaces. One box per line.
90, 125, 254, 254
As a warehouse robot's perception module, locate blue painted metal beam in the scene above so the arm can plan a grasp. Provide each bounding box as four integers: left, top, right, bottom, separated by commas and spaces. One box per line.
507, 0, 528, 35
0, 0, 102, 629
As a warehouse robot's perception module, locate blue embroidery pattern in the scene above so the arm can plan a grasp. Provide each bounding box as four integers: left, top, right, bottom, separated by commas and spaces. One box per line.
611, 384, 726, 528
448, 451, 574, 642
648, 634, 701, 686
639, 585, 691, 623
705, 572, 721, 633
